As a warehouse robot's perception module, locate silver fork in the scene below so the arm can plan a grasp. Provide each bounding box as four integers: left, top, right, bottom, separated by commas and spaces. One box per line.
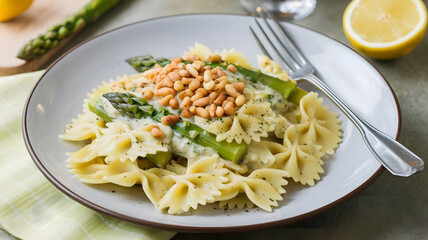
250, 8, 424, 177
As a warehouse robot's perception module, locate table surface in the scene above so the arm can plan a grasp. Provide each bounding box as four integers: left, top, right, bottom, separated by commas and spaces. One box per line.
2, 0, 427, 239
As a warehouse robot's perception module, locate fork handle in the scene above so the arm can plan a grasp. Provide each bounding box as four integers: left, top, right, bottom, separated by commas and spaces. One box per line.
304, 73, 424, 177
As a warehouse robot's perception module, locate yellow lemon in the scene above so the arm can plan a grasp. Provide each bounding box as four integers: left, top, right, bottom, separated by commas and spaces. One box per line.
343, 0, 427, 60
0, 0, 34, 22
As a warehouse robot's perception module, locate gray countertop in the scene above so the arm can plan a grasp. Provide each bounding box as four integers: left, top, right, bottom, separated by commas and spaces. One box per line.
3, 0, 427, 239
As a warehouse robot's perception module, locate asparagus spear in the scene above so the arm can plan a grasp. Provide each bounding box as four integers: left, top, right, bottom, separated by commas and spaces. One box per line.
87, 93, 170, 167
89, 92, 248, 164
126, 56, 170, 73
125, 55, 307, 105
17, 0, 122, 61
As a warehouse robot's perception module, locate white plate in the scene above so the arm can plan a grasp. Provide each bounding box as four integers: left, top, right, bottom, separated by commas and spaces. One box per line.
23, 14, 400, 232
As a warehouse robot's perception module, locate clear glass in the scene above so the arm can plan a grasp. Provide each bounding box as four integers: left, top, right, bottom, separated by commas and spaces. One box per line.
240, 0, 317, 21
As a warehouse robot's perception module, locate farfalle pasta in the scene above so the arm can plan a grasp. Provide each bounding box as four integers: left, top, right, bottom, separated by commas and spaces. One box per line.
60, 43, 342, 214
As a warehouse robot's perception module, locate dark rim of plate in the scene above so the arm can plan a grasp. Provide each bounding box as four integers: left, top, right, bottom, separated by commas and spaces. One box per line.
22, 13, 400, 233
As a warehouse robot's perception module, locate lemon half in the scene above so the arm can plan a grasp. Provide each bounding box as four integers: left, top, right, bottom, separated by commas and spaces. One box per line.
343, 0, 427, 60
0, 0, 34, 22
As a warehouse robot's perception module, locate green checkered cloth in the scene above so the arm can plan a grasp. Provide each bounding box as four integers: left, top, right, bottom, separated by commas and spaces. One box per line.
0, 71, 176, 240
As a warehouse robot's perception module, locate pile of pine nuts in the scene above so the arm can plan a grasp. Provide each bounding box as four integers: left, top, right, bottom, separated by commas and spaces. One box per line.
139, 54, 247, 120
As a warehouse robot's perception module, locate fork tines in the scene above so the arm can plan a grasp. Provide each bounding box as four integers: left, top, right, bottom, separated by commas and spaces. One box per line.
249, 7, 313, 76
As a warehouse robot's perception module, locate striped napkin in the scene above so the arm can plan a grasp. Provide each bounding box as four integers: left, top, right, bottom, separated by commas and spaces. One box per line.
0, 71, 176, 240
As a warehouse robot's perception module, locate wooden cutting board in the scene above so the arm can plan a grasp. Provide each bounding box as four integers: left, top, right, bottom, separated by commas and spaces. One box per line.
0, 0, 89, 76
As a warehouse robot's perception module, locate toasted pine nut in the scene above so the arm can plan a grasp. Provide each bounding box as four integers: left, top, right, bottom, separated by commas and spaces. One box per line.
181, 107, 192, 118
196, 88, 208, 96
147, 124, 159, 132
178, 69, 189, 77
227, 64, 237, 73
188, 79, 201, 91
235, 95, 246, 107
191, 92, 204, 102
159, 95, 174, 106
209, 104, 216, 117
203, 81, 215, 91
214, 93, 226, 106
217, 70, 226, 77
225, 84, 239, 98
207, 54, 222, 63
162, 77, 174, 88
173, 81, 184, 92
170, 98, 179, 109
189, 106, 196, 114
193, 97, 210, 107
150, 127, 165, 139
183, 89, 194, 97
231, 82, 245, 93
155, 81, 164, 90
177, 62, 186, 69
186, 65, 199, 78
203, 70, 213, 82
156, 87, 176, 97
211, 67, 220, 75
179, 91, 187, 100
196, 107, 210, 119
196, 75, 204, 82
171, 57, 183, 63
168, 72, 181, 82
216, 75, 228, 82
181, 77, 192, 85
163, 65, 176, 74
227, 96, 235, 102
183, 54, 197, 62
192, 60, 205, 71
161, 115, 180, 125
143, 89, 154, 100
209, 91, 219, 104
180, 96, 191, 109
155, 74, 163, 83
224, 101, 235, 115
215, 78, 228, 91
203, 66, 212, 72
222, 99, 230, 108
216, 106, 224, 117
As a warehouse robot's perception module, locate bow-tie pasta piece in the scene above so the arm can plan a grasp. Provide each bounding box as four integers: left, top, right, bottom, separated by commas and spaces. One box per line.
242, 141, 276, 170
296, 92, 342, 154
216, 168, 289, 211
268, 126, 324, 186
59, 109, 105, 141
156, 155, 229, 214
89, 120, 170, 163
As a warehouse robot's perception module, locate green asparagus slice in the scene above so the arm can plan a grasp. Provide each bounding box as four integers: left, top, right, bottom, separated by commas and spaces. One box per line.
91, 92, 248, 164
88, 93, 112, 123
126, 55, 170, 73
125, 56, 307, 105
17, 0, 122, 61
145, 151, 172, 168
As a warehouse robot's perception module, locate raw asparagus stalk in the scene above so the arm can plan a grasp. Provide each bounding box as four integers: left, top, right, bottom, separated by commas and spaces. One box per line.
17, 0, 122, 61
90, 92, 248, 164
125, 55, 307, 105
